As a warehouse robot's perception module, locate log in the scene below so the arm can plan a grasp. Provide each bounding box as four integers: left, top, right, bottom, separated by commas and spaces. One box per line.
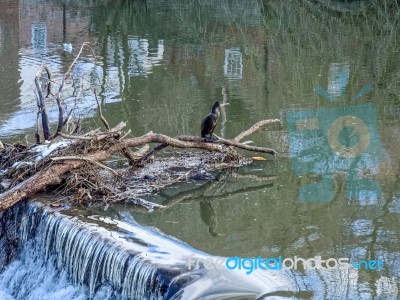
0, 162, 75, 211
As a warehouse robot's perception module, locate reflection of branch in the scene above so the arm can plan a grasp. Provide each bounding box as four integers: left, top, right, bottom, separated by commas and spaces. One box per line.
200, 200, 223, 237
230, 173, 278, 181
204, 181, 274, 201
109, 192, 165, 210
160, 180, 219, 207
160, 171, 276, 208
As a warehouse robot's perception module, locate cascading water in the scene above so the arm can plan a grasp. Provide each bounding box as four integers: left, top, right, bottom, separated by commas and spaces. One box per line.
0, 201, 176, 299
0, 201, 292, 300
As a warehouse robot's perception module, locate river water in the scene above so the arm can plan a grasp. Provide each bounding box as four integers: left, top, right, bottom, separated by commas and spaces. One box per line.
0, 0, 399, 299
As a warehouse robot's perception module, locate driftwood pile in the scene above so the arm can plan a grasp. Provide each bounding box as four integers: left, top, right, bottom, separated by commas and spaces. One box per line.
0, 43, 279, 212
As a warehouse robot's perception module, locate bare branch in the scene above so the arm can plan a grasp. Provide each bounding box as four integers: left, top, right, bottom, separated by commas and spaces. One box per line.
217, 137, 277, 155
137, 143, 168, 165
58, 132, 94, 140
177, 135, 277, 155
233, 119, 281, 142
51, 156, 121, 177
109, 122, 127, 132
121, 144, 149, 165
94, 90, 110, 131
64, 42, 90, 78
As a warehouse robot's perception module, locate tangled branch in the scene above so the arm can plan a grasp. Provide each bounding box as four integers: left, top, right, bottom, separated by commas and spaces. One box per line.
0, 42, 279, 212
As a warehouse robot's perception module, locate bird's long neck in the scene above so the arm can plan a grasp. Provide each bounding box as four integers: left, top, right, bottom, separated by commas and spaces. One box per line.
211, 108, 220, 119
211, 104, 219, 114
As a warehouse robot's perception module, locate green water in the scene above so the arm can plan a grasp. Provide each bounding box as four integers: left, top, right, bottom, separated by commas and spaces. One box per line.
0, 0, 399, 298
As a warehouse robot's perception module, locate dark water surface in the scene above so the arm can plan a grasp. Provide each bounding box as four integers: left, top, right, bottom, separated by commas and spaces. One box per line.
0, 0, 399, 299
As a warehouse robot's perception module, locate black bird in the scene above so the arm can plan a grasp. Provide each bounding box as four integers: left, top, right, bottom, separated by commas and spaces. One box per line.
200, 101, 229, 141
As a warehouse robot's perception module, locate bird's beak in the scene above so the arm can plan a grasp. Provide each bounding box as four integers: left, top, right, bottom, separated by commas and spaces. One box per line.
220, 103, 230, 107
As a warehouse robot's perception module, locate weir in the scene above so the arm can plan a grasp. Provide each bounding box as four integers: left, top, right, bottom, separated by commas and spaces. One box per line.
0, 201, 292, 299
0, 202, 177, 299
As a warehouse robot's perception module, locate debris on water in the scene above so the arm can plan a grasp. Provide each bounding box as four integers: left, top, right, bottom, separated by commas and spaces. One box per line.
63, 43, 73, 53
33, 140, 71, 161
252, 156, 266, 161
143, 175, 155, 180
1, 179, 10, 189
62, 204, 71, 209
188, 169, 214, 181
11, 161, 34, 169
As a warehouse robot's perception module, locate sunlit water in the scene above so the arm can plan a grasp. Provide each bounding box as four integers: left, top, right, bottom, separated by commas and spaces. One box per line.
0, 0, 399, 299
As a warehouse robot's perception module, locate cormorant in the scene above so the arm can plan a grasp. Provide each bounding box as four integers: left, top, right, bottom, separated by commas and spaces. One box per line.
200, 101, 229, 141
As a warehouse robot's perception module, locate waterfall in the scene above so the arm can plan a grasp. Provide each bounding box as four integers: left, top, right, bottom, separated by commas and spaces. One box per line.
0, 201, 175, 299
0, 201, 291, 300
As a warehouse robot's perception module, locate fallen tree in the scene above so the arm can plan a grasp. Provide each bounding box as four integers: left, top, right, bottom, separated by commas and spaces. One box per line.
0, 43, 280, 212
